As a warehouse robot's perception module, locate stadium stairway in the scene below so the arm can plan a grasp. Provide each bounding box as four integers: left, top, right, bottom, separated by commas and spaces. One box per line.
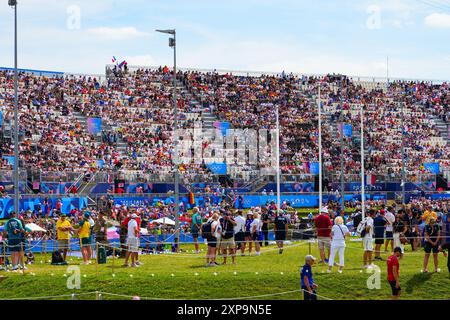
431, 115, 449, 143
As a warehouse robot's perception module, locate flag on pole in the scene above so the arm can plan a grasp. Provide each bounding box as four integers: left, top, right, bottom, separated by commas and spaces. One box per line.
366, 174, 375, 186
112, 56, 117, 63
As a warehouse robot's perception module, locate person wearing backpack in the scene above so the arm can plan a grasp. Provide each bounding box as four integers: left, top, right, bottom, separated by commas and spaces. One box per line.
328, 216, 350, 273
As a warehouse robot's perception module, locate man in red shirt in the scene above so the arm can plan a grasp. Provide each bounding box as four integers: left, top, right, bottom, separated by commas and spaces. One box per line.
387, 247, 403, 300
314, 207, 332, 264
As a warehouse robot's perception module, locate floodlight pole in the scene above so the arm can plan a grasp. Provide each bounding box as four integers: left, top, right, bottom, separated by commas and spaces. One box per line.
339, 112, 345, 214
360, 105, 365, 218
400, 101, 406, 204
318, 85, 322, 213
156, 29, 179, 250
10, 0, 19, 215
275, 105, 281, 212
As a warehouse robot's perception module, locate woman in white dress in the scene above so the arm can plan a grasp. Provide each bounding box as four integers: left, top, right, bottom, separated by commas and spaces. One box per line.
328, 216, 350, 273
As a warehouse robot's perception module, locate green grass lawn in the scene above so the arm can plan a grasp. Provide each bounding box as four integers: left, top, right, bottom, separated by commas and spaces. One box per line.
0, 239, 449, 300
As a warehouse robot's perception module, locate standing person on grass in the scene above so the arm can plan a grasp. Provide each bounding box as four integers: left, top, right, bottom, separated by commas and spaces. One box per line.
233, 210, 246, 255
301, 255, 318, 301
384, 207, 395, 253
4, 212, 24, 271
387, 247, 403, 300
123, 214, 140, 268
328, 216, 350, 273
243, 211, 254, 256
362, 210, 376, 269
77, 212, 93, 265
314, 207, 332, 265
56, 213, 74, 263
191, 207, 202, 254
274, 210, 288, 254
423, 218, 441, 273
219, 210, 237, 265
250, 212, 262, 256
373, 209, 387, 260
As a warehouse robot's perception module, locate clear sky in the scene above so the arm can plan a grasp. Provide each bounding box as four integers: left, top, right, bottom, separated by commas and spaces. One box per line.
0, 0, 449, 80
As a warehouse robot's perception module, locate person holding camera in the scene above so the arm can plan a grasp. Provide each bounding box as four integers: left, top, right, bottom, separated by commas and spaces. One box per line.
219, 209, 237, 264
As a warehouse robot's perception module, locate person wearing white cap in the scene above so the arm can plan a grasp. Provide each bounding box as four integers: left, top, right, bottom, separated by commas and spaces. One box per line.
314, 207, 332, 264
300, 255, 318, 300
123, 214, 140, 268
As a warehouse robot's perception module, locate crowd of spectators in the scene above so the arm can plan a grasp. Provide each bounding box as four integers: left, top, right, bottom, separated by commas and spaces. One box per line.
1, 67, 449, 185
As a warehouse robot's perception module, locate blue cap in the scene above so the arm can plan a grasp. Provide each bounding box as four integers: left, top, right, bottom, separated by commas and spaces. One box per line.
84, 212, 91, 219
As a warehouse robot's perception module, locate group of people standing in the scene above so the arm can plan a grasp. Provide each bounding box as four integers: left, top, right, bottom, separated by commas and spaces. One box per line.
190, 206, 289, 267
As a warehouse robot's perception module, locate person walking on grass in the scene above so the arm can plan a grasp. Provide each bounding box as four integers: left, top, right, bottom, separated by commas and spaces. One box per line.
233, 210, 246, 255
123, 214, 140, 268
301, 255, 318, 300
328, 216, 350, 273
314, 207, 332, 265
387, 247, 403, 300
423, 217, 441, 273
274, 210, 288, 254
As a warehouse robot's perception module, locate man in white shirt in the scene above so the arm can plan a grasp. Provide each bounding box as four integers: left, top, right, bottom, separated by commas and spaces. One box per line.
250, 212, 262, 256
363, 210, 376, 268
233, 211, 246, 254
384, 207, 396, 253
123, 214, 139, 268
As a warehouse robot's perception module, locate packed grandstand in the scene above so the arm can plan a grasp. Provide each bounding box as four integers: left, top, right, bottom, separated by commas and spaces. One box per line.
0, 65, 449, 194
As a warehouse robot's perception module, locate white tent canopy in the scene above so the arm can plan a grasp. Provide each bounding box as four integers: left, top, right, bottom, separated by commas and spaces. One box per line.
25, 223, 47, 233
153, 218, 175, 226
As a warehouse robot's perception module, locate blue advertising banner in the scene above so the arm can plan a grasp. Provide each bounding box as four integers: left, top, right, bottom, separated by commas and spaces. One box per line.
236, 194, 387, 209
424, 163, 440, 174
206, 163, 227, 175
309, 162, 319, 175
343, 124, 353, 137
2, 156, 15, 169
0, 111, 3, 128
87, 117, 102, 135
0, 197, 88, 219
213, 121, 231, 136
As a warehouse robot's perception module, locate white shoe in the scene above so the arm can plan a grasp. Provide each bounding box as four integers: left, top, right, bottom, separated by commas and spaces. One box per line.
326, 269, 331, 273
338, 269, 343, 274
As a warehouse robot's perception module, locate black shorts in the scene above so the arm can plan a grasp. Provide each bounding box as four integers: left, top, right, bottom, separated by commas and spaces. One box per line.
375, 238, 384, 245
8, 239, 22, 252
235, 232, 245, 244
191, 230, 199, 238
245, 231, 251, 238
275, 231, 286, 241
251, 232, 259, 241
389, 281, 401, 296
207, 237, 217, 248
385, 232, 393, 240
424, 242, 439, 254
